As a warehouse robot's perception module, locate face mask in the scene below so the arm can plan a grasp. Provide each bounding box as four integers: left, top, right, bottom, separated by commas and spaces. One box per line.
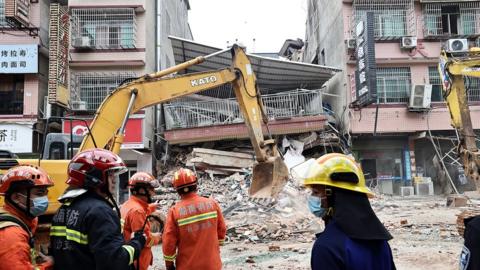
30, 196, 49, 217
307, 195, 327, 218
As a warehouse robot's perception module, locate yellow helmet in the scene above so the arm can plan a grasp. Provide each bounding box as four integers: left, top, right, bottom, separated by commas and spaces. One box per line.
291, 153, 373, 196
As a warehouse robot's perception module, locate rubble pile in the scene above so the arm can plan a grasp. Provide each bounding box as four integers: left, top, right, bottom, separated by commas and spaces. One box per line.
154, 169, 320, 244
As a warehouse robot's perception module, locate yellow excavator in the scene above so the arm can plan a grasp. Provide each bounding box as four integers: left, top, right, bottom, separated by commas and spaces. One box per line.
0, 45, 288, 226
438, 42, 480, 236
438, 43, 480, 190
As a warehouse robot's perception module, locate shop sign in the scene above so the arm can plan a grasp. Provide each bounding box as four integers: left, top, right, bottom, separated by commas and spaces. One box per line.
0, 124, 32, 153
354, 12, 377, 107
0, 44, 38, 73
62, 118, 144, 149
48, 3, 70, 108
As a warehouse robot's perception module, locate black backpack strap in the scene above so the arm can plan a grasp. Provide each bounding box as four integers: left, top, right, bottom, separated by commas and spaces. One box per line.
0, 213, 34, 248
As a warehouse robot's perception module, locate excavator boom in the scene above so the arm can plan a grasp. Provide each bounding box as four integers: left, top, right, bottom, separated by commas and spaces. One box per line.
439, 49, 480, 189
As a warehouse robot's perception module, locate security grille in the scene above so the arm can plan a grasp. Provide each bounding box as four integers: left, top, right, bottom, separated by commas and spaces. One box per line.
376, 67, 411, 103
0, 0, 8, 27
71, 8, 136, 49
351, 0, 416, 40
429, 66, 480, 102
72, 72, 137, 111
163, 89, 324, 130
422, 2, 480, 37
428, 66, 444, 102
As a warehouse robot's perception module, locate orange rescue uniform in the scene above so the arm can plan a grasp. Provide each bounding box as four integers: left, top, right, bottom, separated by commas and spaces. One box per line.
0, 204, 51, 270
162, 193, 226, 270
121, 196, 161, 270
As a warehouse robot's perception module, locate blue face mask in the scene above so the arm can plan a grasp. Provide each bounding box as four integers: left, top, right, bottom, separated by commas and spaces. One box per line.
30, 196, 49, 217
307, 195, 327, 218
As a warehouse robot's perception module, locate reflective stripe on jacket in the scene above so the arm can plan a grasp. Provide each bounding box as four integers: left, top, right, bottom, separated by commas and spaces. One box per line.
162, 193, 226, 270
121, 196, 161, 270
50, 191, 138, 270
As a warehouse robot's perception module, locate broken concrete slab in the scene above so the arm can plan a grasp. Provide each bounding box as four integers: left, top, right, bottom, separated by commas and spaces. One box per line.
446, 195, 468, 207
189, 148, 254, 170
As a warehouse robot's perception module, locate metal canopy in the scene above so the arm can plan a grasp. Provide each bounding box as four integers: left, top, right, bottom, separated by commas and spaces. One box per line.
169, 36, 341, 93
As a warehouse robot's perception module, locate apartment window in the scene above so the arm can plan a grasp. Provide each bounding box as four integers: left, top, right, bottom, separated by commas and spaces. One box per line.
353, 0, 415, 39
73, 72, 137, 111
71, 8, 136, 49
428, 67, 443, 102
376, 67, 411, 103
0, 74, 24, 114
429, 66, 480, 102
0, 0, 8, 27
423, 2, 480, 37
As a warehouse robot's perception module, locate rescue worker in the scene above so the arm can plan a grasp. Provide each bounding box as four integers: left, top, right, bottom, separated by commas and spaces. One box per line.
50, 148, 146, 270
459, 214, 480, 270
121, 172, 162, 270
0, 165, 54, 270
292, 153, 396, 270
162, 168, 226, 270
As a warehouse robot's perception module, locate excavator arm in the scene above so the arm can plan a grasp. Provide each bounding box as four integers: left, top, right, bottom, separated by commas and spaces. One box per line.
80, 44, 288, 198
439, 49, 480, 189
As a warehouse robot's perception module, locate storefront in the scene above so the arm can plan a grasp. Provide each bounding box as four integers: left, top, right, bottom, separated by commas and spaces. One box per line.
353, 137, 411, 195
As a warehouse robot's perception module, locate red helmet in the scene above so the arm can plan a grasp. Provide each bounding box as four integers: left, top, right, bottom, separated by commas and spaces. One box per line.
67, 148, 127, 189
0, 165, 54, 195
128, 172, 160, 188
173, 168, 197, 189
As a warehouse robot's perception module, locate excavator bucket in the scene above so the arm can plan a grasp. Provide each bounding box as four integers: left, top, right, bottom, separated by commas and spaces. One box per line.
249, 156, 289, 198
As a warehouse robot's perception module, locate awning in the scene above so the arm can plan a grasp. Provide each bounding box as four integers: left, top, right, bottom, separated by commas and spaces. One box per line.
169, 36, 341, 94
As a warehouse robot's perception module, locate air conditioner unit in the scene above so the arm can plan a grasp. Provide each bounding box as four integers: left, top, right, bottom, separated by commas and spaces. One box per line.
409, 84, 432, 111
445, 39, 468, 53
401, 36, 417, 49
71, 100, 87, 111
346, 39, 356, 50
73, 36, 94, 49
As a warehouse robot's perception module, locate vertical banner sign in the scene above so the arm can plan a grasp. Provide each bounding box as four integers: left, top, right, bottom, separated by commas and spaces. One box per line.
48, 3, 70, 108
355, 12, 377, 107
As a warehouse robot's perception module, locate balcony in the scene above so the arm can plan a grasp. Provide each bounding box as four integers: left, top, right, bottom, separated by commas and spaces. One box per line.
348, 0, 416, 40
422, 2, 480, 38
164, 89, 325, 130
70, 8, 137, 50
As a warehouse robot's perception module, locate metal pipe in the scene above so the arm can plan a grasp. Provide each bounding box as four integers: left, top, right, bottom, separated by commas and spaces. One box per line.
119, 89, 138, 134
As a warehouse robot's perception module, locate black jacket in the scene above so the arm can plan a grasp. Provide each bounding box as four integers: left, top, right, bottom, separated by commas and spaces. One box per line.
460, 215, 480, 270
50, 190, 142, 270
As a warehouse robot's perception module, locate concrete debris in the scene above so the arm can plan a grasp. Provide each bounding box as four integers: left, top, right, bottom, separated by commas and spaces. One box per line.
446, 195, 468, 207
456, 209, 480, 237
187, 148, 254, 175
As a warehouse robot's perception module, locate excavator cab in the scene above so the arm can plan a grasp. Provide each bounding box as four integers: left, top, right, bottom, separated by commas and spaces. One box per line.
250, 155, 289, 198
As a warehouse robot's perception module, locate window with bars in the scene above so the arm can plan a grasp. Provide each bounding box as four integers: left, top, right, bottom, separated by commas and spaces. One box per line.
428, 66, 444, 102
0, 0, 8, 27
352, 0, 415, 39
71, 8, 136, 49
423, 2, 480, 37
428, 66, 480, 102
73, 72, 137, 111
376, 67, 411, 103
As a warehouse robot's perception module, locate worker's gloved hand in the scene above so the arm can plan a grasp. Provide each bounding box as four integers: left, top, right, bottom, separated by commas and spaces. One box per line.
128, 230, 146, 259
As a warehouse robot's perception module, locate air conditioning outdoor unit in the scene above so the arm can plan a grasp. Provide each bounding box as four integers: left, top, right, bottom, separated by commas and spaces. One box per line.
71, 100, 87, 111
445, 39, 469, 53
409, 84, 432, 111
73, 36, 94, 49
401, 36, 417, 49
346, 39, 356, 50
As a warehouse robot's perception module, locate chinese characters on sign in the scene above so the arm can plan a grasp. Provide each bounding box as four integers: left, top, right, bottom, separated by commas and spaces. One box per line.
0, 124, 32, 153
48, 3, 70, 107
354, 12, 377, 107
0, 44, 38, 73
